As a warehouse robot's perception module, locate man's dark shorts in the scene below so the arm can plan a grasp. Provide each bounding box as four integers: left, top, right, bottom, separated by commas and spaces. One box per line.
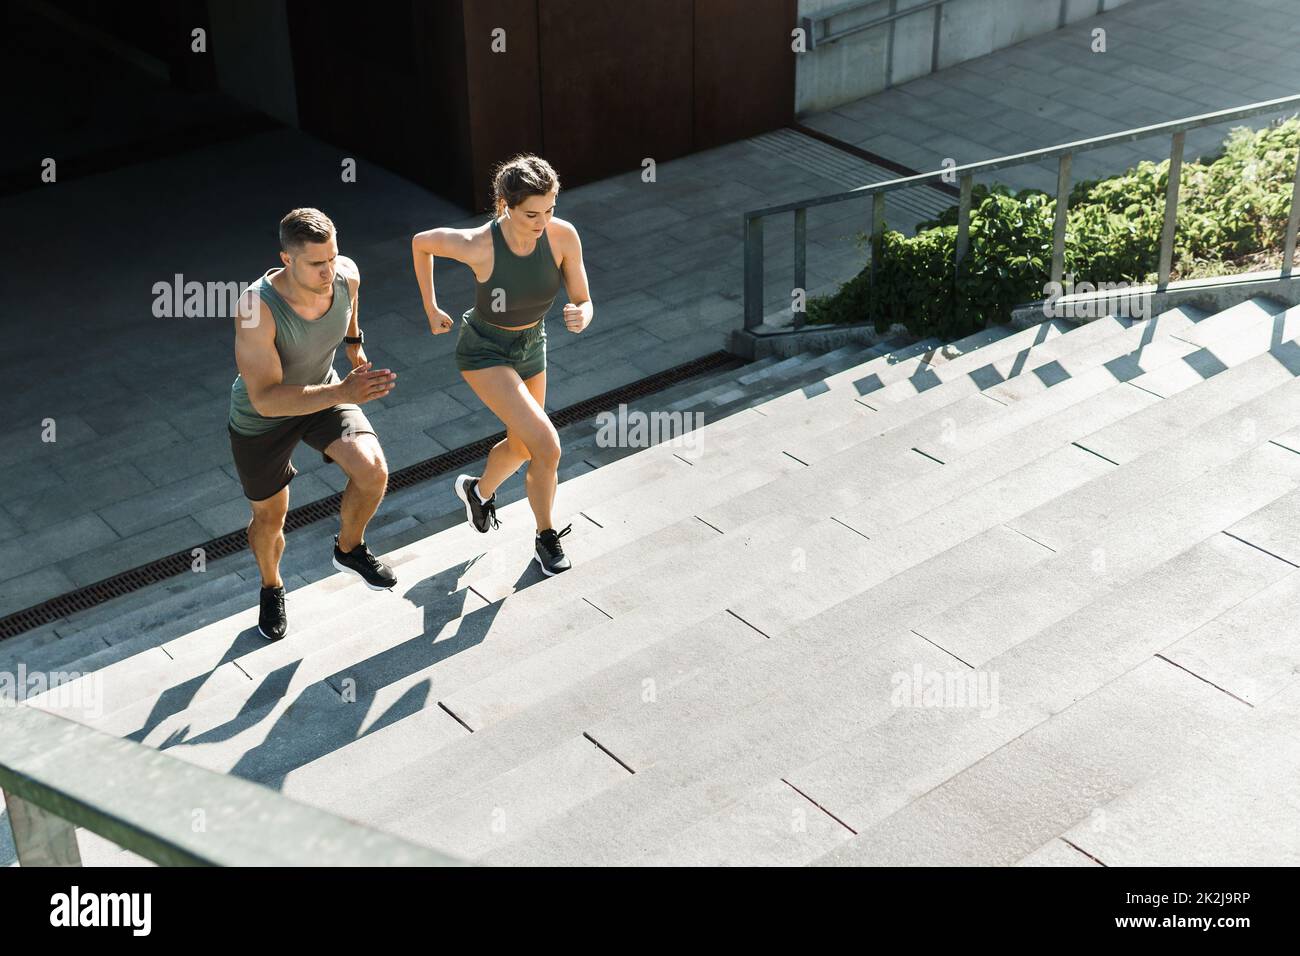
228, 404, 376, 502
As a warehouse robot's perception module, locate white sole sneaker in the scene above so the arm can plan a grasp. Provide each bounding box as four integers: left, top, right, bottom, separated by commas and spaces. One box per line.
454, 474, 479, 530
331, 556, 395, 591
455, 473, 498, 533
257, 624, 287, 641
533, 552, 569, 576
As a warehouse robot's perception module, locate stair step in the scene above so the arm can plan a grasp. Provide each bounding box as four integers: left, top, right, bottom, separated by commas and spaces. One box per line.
40, 294, 1300, 866
269, 300, 1300, 853
479, 422, 1300, 865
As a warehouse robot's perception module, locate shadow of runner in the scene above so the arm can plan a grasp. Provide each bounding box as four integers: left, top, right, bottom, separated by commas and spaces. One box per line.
124, 627, 268, 743
224, 587, 508, 790
155, 555, 540, 791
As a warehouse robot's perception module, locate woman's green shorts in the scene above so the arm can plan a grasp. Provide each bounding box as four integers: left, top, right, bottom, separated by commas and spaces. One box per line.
455, 307, 547, 379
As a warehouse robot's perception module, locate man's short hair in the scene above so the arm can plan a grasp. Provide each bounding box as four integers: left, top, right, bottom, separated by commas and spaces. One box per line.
279, 208, 335, 253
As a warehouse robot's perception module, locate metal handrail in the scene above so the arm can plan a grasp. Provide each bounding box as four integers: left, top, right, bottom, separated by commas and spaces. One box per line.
744, 94, 1300, 330
800, 0, 1107, 52
0, 702, 463, 866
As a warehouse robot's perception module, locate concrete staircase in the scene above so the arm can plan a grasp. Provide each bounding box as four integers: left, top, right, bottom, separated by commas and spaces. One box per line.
8, 297, 1300, 866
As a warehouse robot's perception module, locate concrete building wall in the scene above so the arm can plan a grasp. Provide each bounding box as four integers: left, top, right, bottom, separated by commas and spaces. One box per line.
796, 0, 1137, 114
207, 0, 299, 127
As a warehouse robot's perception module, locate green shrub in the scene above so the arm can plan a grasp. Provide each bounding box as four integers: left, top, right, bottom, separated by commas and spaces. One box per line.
805, 117, 1300, 337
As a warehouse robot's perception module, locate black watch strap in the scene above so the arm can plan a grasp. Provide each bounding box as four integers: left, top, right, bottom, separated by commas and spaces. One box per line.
343, 331, 364, 345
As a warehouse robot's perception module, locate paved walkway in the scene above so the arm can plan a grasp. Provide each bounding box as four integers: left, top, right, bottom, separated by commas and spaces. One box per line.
0, 128, 894, 617
804, 0, 1299, 194
3, 0, 1297, 620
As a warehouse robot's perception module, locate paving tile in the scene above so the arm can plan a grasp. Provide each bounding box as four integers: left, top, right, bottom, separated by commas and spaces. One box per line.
0, 566, 78, 619
97, 468, 245, 538
58, 517, 210, 589
0, 415, 99, 471
0, 513, 120, 586
5, 464, 155, 534
1042, 679, 1300, 866
1162, 568, 1300, 706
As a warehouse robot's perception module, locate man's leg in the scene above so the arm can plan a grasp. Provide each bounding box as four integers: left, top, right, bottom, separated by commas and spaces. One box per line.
247, 485, 290, 587
323, 432, 389, 551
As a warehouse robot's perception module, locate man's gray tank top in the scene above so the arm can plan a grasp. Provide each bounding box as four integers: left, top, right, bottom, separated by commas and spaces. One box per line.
228, 268, 352, 436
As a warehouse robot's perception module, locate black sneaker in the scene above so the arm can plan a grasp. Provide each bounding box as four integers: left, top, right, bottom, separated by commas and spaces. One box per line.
258, 585, 288, 641
455, 474, 501, 533
534, 524, 573, 576
332, 534, 398, 590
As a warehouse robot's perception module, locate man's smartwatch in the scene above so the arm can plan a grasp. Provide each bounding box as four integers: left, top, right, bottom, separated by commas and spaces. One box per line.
343, 331, 364, 345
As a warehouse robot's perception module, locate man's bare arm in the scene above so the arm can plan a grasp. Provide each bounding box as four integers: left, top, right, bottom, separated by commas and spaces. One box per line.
234, 291, 392, 417
337, 255, 368, 370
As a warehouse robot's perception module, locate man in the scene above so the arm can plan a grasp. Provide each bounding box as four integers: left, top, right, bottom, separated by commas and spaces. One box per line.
228, 208, 399, 641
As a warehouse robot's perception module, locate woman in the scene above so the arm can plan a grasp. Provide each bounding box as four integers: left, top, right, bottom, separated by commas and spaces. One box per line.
412, 154, 594, 576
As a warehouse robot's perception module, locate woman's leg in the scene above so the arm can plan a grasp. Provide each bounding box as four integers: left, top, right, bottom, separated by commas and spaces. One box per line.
475, 368, 548, 496
517, 369, 555, 529
461, 365, 559, 531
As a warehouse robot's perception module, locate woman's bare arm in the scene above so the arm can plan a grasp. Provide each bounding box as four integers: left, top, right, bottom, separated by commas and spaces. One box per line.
554, 219, 594, 333
412, 227, 478, 334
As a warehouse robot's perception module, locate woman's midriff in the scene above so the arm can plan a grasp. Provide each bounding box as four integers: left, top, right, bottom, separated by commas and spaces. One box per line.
463, 301, 541, 334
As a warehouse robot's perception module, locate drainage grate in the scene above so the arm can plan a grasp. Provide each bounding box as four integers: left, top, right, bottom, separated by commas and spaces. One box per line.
0, 350, 740, 642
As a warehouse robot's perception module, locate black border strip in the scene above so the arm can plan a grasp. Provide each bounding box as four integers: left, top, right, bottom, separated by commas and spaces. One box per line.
789, 121, 962, 199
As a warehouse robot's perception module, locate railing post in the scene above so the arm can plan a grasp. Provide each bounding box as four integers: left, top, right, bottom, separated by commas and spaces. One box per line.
870, 193, 885, 285
793, 207, 807, 330
930, 2, 943, 73
800, 15, 817, 51
743, 213, 764, 331
885, 0, 898, 88
954, 171, 974, 325
1283, 145, 1300, 278
1158, 131, 1186, 290
1051, 152, 1073, 286
954, 173, 974, 274
4, 790, 82, 866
